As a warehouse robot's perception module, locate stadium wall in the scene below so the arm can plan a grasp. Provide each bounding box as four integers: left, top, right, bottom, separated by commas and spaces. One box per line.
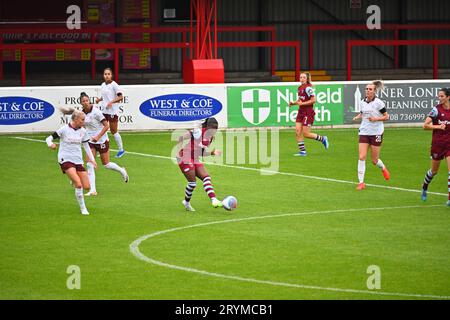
157, 0, 450, 71
0, 80, 448, 133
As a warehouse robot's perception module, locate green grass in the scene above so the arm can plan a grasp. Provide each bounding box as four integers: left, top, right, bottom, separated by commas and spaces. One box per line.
0, 127, 449, 300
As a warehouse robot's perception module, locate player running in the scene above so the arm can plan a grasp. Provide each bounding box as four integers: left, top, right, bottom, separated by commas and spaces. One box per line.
352, 80, 390, 190
421, 88, 450, 205
176, 117, 223, 211
45, 110, 97, 215
289, 72, 329, 156
95, 68, 125, 158
79, 92, 129, 196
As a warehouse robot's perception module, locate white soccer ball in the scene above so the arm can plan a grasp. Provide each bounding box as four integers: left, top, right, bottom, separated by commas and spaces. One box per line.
222, 196, 237, 211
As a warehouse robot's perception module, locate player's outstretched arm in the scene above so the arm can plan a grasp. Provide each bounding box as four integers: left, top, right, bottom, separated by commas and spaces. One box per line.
352, 113, 362, 121
93, 119, 110, 142
83, 142, 97, 169
423, 116, 445, 131
369, 111, 389, 122
299, 96, 316, 108
107, 93, 124, 108
289, 99, 301, 107
176, 130, 192, 151
45, 132, 59, 149
203, 149, 222, 157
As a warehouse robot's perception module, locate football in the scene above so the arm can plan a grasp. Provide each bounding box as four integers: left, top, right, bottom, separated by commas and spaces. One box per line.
222, 196, 237, 211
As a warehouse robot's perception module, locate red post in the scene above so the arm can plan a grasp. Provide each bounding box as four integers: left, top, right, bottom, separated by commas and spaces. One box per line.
0, 34, 3, 80
114, 48, 119, 82
308, 25, 313, 70
214, 0, 217, 58
190, 0, 193, 58
91, 32, 96, 80
346, 41, 352, 81
394, 29, 399, 68
295, 42, 300, 82
271, 29, 276, 76
196, 0, 200, 58
182, 31, 187, 61
21, 49, 26, 86
433, 45, 438, 79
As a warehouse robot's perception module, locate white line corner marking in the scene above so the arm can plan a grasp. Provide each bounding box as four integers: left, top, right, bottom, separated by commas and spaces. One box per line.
130, 205, 449, 299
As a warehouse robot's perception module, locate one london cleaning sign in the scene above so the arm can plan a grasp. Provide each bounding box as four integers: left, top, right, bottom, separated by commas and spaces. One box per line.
343, 82, 449, 124
227, 84, 345, 127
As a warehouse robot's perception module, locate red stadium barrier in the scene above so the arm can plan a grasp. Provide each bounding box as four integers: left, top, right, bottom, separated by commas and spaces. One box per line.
308, 23, 450, 70
0, 25, 277, 81
346, 39, 450, 80
0, 40, 299, 86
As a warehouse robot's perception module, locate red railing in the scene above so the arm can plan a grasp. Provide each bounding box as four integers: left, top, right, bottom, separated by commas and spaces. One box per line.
346, 39, 450, 80
309, 23, 450, 70
0, 40, 300, 86
0, 25, 277, 81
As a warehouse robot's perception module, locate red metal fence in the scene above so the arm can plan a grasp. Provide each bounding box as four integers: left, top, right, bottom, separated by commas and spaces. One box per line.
4, 23, 448, 85
309, 23, 450, 70
0, 26, 279, 84
0, 40, 300, 86
346, 39, 450, 80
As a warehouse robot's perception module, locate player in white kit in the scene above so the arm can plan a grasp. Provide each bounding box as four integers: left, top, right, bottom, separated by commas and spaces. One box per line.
45, 110, 97, 215
80, 92, 129, 196
352, 80, 391, 190
96, 68, 125, 158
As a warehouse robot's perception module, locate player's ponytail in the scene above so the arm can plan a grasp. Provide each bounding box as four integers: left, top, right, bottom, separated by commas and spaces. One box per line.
80, 91, 89, 99
440, 87, 450, 97
372, 80, 384, 94
71, 109, 83, 121
58, 105, 76, 115
202, 117, 219, 130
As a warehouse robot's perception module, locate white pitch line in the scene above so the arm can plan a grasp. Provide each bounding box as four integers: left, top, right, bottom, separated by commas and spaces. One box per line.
12, 136, 447, 197
12, 136, 449, 297
13, 127, 422, 138
130, 204, 450, 300
12, 137, 50, 143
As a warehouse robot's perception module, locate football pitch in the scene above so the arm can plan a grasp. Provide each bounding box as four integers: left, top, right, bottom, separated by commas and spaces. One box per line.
0, 127, 449, 300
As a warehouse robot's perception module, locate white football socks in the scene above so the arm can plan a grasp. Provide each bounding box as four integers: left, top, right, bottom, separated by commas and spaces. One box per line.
104, 162, 125, 175
75, 188, 87, 212
376, 159, 385, 170
358, 160, 366, 183
113, 133, 124, 151
86, 162, 96, 193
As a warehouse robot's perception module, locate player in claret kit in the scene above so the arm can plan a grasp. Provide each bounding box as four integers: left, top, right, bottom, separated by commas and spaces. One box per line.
79, 92, 129, 196
96, 68, 125, 158
352, 80, 390, 190
45, 110, 97, 215
289, 72, 329, 156
420, 88, 450, 206
177, 117, 223, 211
